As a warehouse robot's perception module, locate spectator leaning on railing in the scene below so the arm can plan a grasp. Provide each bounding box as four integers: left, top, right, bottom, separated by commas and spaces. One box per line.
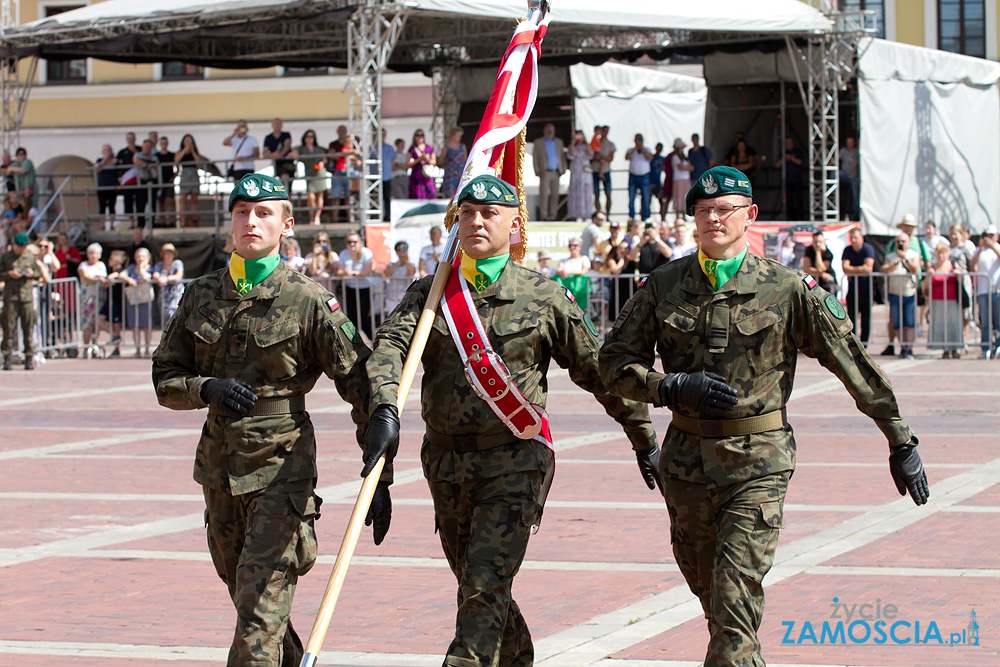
78, 242, 107, 353
970, 224, 1000, 358
152, 243, 185, 323
121, 246, 153, 358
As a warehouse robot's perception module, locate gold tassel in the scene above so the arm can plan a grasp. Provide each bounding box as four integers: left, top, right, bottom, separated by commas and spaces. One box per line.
441, 127, 528, 263
511, 126, 528, 263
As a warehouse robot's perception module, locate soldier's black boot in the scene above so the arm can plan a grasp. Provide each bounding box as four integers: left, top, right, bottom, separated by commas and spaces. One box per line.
2, 356, 12, 371
25, 356, 35, 370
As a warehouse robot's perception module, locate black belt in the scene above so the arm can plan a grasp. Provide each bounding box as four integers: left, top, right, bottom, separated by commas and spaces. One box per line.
209, 395, 305, 417
424, 425, 521, 452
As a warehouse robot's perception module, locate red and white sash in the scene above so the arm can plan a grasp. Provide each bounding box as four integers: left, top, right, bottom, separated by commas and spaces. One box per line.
439, 262, 553, 447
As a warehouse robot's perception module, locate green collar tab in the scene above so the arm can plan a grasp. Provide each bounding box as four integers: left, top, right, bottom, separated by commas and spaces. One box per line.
698, 246, 747, 291
461, 253, 509, 291
229, 253, 281, 295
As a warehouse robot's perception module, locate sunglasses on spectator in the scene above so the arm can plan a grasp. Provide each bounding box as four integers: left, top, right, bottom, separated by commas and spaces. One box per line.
346, 239, 360, 244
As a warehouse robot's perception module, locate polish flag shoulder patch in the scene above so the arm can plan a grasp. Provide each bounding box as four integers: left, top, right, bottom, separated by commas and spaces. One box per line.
638, 276, 648, 289
803, 275, 818, 289
564, 288, 575, 303
326, 296, 340, 311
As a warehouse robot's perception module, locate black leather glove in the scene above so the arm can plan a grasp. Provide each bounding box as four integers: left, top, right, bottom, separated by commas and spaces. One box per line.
361, 404, 400, 478
200, 378, 257, 418
889, 437, 929, 505
658, 371, 738, 416
635, 445, 663, 494
365, 482, 392, 546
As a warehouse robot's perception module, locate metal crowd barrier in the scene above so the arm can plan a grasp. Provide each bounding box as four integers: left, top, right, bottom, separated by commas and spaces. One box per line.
840, 270, 997, 359
10, 265, 994, 363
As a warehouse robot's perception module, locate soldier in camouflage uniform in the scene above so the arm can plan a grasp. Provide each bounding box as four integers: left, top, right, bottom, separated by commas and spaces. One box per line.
151, 174, 373, 667
361, 174, 660, 667
1, 232, 43, 370
598, 166, 930, 667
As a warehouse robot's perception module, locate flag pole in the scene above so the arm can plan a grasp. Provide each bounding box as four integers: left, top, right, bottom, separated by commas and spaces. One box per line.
299, 4, 549, 665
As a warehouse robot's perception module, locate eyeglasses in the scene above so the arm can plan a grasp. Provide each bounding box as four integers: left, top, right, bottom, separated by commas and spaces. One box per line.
414, 133, 424, 138
346, 239, 359, 244
568, 243, 581, 247
693, 204, 750, 219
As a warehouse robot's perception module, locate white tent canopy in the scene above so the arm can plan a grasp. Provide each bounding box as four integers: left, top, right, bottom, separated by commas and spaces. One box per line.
571, 62, 707, 220
1, 0, 831, 70
19, 0, 831, 34
858, 38, 1000, 234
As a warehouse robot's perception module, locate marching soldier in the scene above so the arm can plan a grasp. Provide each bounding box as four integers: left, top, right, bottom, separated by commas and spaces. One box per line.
1, 232, 44, 370
598, 166, 930, 667
360, 174, 660, 667
152, 174, 373, 667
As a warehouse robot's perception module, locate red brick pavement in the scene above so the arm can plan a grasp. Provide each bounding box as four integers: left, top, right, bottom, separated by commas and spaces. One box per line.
1, 355, 997, 666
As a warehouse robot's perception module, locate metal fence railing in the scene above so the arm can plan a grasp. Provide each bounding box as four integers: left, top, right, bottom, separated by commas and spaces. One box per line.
5, 266, 996, 362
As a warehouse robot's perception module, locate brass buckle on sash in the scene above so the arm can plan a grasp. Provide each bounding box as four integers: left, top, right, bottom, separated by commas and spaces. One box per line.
465, 350, 514, 401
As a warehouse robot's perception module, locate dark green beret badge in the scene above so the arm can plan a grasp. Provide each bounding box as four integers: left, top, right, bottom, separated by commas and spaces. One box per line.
825, 294, 846, 320
228, 173, 290, 211
457, 174, 518, 207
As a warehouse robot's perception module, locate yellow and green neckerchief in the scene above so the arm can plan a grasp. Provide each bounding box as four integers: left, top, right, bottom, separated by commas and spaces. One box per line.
698, 246, 747, 291
461, 252, 509, 291
229, 252, 281, 295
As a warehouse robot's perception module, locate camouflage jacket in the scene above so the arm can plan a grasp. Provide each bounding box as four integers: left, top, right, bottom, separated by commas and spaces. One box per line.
0, 250, 39, 302
152, 262, 372, 494
368, 262, 657, 473
599, 252, 912, 487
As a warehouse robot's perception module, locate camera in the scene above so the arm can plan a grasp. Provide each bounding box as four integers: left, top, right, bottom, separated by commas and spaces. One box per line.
644, 222, 654, 229
896, 241, 906, 251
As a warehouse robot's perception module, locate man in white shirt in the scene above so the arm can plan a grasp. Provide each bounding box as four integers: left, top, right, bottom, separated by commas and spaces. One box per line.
418, 225, 444, 277
625, 134, 652, 222
879, 231, 922, 359
223, 120, 260, 181
580, 211, 606, 260
971, 224, 1000, 357
669, 220, 698, 259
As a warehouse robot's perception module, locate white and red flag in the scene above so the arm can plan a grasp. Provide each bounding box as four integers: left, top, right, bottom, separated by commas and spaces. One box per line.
448, 11, 550, 207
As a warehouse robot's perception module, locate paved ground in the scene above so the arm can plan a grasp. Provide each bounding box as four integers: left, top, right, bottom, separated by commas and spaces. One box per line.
1, 353, 998, 667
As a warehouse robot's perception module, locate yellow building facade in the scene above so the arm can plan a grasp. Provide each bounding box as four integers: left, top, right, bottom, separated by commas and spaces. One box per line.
805, 0, 1000, 60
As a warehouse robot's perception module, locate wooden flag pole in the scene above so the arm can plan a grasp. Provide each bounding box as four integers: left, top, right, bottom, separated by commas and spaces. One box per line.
298, 250, 455, 667
299, 2, 548, 662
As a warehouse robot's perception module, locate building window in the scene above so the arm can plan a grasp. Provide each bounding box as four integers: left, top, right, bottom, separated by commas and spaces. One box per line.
44, 5, 87, 84
939, 0, 986, 57
841, 0, 885, 38
161, 62, 206, 80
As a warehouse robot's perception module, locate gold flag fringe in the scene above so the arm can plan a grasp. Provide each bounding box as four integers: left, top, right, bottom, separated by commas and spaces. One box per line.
440, 126, 529, 263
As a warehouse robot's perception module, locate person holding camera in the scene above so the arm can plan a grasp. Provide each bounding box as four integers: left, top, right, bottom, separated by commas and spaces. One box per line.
629, 220, 672, 274
880, 230, 922, 359
970, 224, 1000, 357
222, 120, 259, 181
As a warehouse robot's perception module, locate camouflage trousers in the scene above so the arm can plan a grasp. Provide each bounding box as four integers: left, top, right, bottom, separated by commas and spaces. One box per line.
428, 470, 543, 667
1, 300, 34, 357
203, 480, 322, 667
664, 472, 788, 667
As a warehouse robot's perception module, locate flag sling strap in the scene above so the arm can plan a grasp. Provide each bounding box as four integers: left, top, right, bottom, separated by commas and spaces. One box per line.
439, 263, 552, 447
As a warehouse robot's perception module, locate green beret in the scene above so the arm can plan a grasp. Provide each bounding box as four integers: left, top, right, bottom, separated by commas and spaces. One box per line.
228, 173, 289, 212
456, 174, 518, 207
686, 166, 753, 214
13, 232, 29, 246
